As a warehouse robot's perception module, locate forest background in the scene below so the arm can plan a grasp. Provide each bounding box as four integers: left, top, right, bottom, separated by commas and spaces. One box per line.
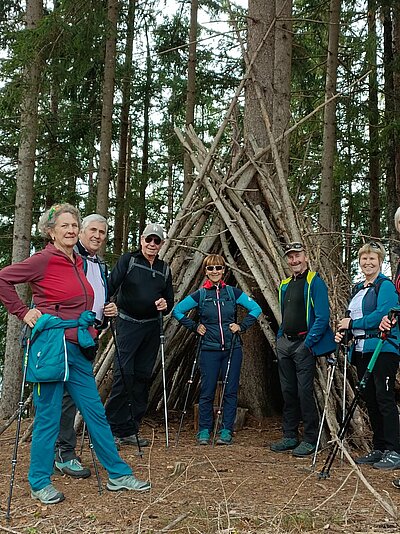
0, 0, 399, 445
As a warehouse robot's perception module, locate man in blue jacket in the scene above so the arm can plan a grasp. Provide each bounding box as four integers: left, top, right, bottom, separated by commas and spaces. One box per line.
270, 242, 336, 457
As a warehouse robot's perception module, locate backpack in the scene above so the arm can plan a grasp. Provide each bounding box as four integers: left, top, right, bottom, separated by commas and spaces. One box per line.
350, 276, 390, 309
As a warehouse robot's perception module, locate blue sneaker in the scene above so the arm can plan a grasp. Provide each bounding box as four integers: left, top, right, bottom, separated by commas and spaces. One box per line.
107, 475, 151, 492
216, 429, 232, 445
55, 458, 91, 479
197, 429, 210, 445
31, 484, 65, 504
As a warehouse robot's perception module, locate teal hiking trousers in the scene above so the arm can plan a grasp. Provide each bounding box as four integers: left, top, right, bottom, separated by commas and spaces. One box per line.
29, 342, 132, 491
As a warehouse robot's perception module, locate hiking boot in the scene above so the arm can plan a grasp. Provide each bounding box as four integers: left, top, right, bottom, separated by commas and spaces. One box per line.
31, 484, 65, 505
292, 441, 316, 457
270, 437, 299, 453
54, 458, 91, 479
373, 450, 400, 470
392, 478, 400, 489
216, 429, 233, 445
107, 475, 151, 492
197, 429, 210, 445
355, 449, 383, 465
114, 434, 149, 447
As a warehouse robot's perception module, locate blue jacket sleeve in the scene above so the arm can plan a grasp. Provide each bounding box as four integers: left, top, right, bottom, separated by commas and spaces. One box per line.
172, 291, 200, 332
233, 288, 262, 332
351, 279, 398, 331
305, 276, 331, 349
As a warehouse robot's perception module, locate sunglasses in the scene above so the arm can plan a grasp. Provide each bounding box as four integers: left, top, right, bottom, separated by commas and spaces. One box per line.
284, 242, 303, 251
206, 265, 224, 272
144, 235, 162, 245
369, 241, 382, 250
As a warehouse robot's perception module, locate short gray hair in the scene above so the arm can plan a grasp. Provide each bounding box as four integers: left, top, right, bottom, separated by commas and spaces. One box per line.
81, 214, 108, 232
394, 207, 400, 233
38, 203, 81, 238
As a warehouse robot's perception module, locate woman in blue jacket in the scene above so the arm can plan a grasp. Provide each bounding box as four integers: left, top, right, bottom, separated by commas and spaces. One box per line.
336, 242, 400, 470
173, 254, 261, 445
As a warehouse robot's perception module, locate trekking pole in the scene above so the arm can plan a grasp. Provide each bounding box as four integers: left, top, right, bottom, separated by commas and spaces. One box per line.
79, 421, 86, 456
6, 333, 31, 521
175, 336, 201, 447
340, 310, 351, 463
159, 311, 169, 448
109, 317, 143, 457
87, 430, 102, 494
318, 307, 400, 479
212, 333, 237, 447
311, 353, 337, 470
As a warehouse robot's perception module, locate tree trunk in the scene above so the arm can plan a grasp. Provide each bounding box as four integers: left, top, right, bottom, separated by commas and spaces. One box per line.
319, 0, 341, 252
183, 0, 198, 199
368, 0, 380, 238
114, 0, 135, 256
0, 0, 43, 419
96, 0, 118, 217
138, 25, 152, 233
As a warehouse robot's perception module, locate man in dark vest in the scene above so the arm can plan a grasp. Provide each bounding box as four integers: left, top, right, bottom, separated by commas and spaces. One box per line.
270, 242, 335, 457
106, 223, 174, 447
55, 214, 117, 478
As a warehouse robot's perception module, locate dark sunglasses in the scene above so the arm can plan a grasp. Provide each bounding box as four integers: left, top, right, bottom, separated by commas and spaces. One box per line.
144, 235, 162, 245
284, 242, 303, 251
206, 265, 224, 272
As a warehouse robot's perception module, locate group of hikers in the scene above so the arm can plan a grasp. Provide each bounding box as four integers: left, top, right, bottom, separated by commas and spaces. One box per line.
0, 202, 400, 506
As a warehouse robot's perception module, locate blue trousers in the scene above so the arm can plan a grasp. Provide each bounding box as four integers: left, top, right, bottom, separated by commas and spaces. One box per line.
198, 348, 243, 432
29, 342, 132, 491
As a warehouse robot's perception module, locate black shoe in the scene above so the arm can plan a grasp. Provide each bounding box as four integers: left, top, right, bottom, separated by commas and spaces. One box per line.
270, 437, 299, 452
114, 434, 149, 447
355, 450, 383, 465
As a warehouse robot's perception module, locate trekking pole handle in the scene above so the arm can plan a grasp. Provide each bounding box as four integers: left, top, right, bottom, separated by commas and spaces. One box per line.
159, 311, 165, 340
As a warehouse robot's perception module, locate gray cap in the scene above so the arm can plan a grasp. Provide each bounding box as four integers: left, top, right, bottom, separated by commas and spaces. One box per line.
142, 223, 165, 240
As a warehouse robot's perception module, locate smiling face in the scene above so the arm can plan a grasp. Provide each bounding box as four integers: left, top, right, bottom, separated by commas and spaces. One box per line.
140, 234, 163, 262
80, 221, 107, 256
359, 252, 381, 281
286, 250, 308, 276
205, 264, 225, 284
50, 212, 79, 253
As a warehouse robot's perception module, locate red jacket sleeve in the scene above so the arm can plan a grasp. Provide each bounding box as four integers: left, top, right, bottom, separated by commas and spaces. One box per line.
0, 252, 47, 320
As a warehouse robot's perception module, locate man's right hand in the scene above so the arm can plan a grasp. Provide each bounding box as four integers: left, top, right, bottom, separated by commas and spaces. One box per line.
23, 308, 42, 328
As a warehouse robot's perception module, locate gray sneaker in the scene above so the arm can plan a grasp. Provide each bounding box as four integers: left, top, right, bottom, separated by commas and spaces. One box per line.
115, 434, 149, 447
107, 475, 151, 492
54, 458, 91, 479
31, 484, 65, 504
270, 437, 299, 452
355, 449, 383, 465
373, 450, 400, 470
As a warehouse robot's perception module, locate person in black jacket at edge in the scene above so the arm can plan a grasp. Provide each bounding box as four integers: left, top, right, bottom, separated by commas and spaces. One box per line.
106, 223, 174, 448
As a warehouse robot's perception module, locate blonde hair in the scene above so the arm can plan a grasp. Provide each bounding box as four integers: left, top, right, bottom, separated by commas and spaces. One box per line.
38, 203, 81, 238
358, 242, 385, 263
202, 254, 226, 270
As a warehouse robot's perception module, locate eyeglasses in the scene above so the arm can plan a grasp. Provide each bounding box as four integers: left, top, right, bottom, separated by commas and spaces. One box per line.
144, 235, 162, 245
284, 242, 304, 251
206, 265, 224, 272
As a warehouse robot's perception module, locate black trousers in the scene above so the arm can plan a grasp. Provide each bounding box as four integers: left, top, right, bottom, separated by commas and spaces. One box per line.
276, 335, 318, 444
353, 351, 400, 452
105, 317, 160, 437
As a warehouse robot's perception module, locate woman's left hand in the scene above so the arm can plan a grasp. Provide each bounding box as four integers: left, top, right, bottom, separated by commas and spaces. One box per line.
229, 323, 241, 333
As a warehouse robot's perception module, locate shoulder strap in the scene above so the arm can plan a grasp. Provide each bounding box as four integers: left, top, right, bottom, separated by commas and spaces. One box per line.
126, 255, 169, 281
226, 285, 236, 305
198, 288, 206, 313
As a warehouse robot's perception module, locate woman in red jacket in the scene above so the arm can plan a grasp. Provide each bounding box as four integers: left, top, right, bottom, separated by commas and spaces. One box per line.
0, 204, 150, 505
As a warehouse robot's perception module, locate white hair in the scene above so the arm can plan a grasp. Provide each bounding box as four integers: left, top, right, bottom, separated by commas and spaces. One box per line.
81, 214, 108, 232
